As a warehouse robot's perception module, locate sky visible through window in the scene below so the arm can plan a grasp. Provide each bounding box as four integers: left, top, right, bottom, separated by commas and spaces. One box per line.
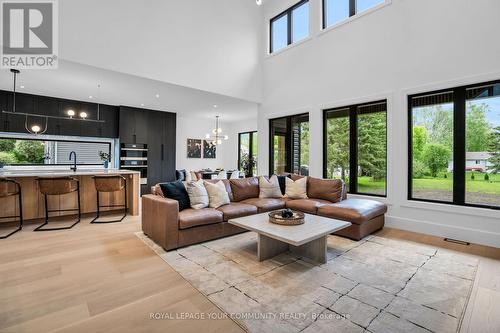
292, 2, 309, 43
271, 15, 287, 52
325, 0, 349, 27
356, 0, 384, 13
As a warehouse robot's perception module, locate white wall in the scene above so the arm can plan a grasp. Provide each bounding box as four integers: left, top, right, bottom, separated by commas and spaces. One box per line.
258, 0, 500, 247
59, 0, 263, 102
176, 116, 257, 172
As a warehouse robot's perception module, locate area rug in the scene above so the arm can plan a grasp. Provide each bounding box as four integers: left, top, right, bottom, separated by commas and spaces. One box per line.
136, 231, 478, 333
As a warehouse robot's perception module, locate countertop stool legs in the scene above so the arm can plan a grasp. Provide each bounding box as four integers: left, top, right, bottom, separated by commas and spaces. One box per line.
0, 179, 23, 239
34, 177, 81, 231
91, 175, 127, 224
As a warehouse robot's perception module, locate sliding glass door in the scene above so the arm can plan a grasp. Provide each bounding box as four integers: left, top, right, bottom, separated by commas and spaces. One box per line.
269, 113, 309, 175
238, 131, 258, 177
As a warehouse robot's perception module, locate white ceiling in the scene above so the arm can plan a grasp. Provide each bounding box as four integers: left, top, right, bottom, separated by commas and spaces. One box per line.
0, 60, 258, 122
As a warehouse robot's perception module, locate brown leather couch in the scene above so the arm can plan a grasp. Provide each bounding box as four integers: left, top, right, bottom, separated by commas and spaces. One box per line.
142, 176, 387, 251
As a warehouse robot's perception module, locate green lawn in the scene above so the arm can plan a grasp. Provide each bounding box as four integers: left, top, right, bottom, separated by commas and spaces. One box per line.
414, 172, 500, 194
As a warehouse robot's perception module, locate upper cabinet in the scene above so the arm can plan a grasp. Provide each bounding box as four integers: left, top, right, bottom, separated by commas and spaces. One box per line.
0, 90, 119, 138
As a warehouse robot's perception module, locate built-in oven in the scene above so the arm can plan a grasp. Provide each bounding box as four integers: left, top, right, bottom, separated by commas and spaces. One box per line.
120, 143, 148, 185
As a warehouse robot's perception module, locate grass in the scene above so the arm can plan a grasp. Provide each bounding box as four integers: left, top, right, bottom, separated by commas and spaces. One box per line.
413, 172, 500, 194
354, 172, 500, 196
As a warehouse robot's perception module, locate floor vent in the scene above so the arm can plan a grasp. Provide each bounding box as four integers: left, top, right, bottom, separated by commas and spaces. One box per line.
444, 238, 470, 246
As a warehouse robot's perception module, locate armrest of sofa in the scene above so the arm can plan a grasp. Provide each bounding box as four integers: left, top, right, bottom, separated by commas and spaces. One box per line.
142, 194, 180, 251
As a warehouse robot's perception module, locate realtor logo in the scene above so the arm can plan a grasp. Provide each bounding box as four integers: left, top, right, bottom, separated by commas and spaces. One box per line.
1, 0, 58, 69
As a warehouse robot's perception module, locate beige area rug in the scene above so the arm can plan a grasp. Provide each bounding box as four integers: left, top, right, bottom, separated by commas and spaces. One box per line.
136, 231, 478, 333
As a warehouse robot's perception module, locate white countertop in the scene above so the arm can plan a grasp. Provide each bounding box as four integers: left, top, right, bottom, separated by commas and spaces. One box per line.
0, 168, 140, 178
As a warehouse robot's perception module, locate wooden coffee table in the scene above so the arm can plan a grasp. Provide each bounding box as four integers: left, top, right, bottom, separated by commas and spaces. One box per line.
229, 212, 351, 264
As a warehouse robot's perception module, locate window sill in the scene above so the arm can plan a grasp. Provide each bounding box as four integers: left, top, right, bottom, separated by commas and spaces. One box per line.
318, 0, 392, 38
401, 200, 500, 219
265, 36, 313, 59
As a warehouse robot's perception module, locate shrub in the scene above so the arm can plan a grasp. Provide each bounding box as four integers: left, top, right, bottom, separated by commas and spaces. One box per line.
422, 144, 451, 177
0, 139, 16, 152
470, 172, 475, 180
14, 140, 45, 163
0, 152, 17, 165
484, 173, 490, 181
412, 160, 429, 179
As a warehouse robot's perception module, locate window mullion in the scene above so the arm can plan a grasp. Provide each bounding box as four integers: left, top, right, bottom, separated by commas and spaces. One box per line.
349, 0, 356, 16
453, 88, 466, 205
287, 11, 292, 46
349, 106, 358, 193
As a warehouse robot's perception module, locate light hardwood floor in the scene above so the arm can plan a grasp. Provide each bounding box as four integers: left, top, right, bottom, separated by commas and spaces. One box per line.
0, 217, 499, 333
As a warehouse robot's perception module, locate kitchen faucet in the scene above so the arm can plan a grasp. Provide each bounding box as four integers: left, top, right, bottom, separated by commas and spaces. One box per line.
69, 151, 77, 172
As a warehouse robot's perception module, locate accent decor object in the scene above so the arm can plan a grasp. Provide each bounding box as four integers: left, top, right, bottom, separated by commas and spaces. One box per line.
268, 209, 305, 225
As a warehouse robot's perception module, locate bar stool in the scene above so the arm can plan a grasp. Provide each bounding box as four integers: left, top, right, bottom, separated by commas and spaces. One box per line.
35, 176, 81, 231
0, 179, 23, 239
91, 175, 127, 223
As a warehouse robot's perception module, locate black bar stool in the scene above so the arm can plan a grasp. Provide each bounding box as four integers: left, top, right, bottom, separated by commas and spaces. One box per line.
0, 178, 23, 239
35, 176, 81, 231
91, 175, 127, 223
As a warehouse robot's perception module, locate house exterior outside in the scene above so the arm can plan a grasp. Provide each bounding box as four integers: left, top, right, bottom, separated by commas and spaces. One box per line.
448, 152, 493, 173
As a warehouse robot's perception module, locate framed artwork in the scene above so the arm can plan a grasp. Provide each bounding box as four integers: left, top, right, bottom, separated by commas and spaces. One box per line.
187, 139, 202, 158
203, 140, 216, 159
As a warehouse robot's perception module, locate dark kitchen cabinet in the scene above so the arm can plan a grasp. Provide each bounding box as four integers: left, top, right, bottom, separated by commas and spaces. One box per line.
119, 106, 148, 144
118, 106, 177, 194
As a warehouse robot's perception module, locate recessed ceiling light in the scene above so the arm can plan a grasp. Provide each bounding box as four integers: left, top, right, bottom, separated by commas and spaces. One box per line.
88, 95, 93, 99
155, 94, 160, 98
20, 85, 25, 89
141, 103, 145, 107
213, 104, 218, 108
256, 0, 262, 5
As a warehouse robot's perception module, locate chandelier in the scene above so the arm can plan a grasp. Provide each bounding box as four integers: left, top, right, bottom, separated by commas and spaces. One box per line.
205, 116, 228, 145
2, 69, 105, 135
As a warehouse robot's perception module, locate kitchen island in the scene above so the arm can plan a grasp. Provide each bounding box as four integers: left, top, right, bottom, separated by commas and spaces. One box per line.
0, 169, 140, 221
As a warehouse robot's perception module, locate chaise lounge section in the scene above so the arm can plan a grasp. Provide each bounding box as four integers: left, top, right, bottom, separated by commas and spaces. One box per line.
142, 176, 387, 251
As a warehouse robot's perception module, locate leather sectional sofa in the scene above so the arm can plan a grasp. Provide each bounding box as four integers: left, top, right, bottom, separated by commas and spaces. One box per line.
142, 176, 387, 251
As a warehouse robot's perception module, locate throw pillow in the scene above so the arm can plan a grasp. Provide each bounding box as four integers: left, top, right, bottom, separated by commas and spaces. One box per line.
229, 177, 259, 201
185, 180, 209, 209
190, 171, 198, 181
285, 176, 308, 199
259, 175, 283, 198
204, 180, 230, 208
307, 177, 343, 203
276, 175, 287, 195
185, 171, 192, 182
159, 180, 190, 211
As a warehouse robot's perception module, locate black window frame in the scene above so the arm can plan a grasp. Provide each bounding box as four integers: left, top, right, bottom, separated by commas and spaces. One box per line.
323, 100, 387, 197
322, 0, 386, 29
270, 0, 309, 54
269, 113, 309, 176
238, 131, 257, 176
408, 79, 500, 211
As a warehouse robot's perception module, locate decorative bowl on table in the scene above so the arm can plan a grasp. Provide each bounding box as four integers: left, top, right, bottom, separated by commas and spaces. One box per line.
268, 209, 305, 226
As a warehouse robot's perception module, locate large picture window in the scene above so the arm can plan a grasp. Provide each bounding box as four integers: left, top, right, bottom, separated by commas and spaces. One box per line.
324, 100, 387, 197
270, 0, 309, 53
408, 81, 500, 209
269, 114, 309, 176
238, 131, 258, 177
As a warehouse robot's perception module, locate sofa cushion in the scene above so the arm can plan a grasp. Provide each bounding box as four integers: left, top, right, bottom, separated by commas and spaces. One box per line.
178, 208, 224, 229
286, 198, 332, 214
285, 177, 308, 199
204, 180, 230, 208
317, 199, 388, 225
159, 180, 190, 211
185, 180, 209, 209
259, 175, 283, 198
205, 179, 233, 201
217, 202, 258, 221
307, 177, 343, 203
240, 198, 286, 213
230, 177, 259, 202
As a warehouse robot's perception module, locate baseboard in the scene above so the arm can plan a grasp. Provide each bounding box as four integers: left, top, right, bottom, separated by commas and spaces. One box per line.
385, 215, 500, 248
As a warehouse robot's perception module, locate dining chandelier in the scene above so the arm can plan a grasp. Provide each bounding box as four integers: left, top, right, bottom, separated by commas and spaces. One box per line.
205, 115, 229, 145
